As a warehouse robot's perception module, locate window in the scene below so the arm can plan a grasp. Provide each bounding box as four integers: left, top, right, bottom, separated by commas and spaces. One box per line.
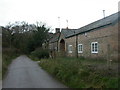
68, 45, 72, 53
55, 47, 57, 50
91, 42, 98, 53
78, 44, 83, 53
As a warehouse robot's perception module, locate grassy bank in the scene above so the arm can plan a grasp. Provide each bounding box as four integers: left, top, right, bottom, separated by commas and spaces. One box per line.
39, 57, 119, 88
2, 48, 20, 79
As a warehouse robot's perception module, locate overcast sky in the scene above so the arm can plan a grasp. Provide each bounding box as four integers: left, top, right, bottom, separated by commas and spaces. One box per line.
0, 0, 119, 32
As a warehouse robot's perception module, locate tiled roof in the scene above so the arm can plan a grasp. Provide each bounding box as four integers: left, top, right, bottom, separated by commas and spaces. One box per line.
49, 32, 60, 43
61, 29, 78, 38
75, 12, 119, 35
48, 33, 54, 39
50, 12, 119, 42
62, 12, 119, 38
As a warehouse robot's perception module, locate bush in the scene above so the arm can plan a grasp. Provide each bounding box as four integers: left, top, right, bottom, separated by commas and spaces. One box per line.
31, 48, 49, 59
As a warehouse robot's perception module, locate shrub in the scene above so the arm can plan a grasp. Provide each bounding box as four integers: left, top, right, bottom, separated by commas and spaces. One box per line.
31, 48, 49, 59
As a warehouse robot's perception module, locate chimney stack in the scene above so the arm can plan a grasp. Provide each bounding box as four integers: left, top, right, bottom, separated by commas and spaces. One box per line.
55, 28, 60, 33
66, 19, 68, 29
103, 10, 105, 18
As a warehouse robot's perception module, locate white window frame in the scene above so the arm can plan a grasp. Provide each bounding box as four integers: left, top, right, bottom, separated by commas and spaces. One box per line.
78, 44, 83, 53
55, 47, 57, 50
91, 42, 98, 53
68, 45, 72, 53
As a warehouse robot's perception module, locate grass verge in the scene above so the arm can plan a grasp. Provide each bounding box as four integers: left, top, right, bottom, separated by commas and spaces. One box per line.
38, 57, 119, 88
2, 48, 20, 79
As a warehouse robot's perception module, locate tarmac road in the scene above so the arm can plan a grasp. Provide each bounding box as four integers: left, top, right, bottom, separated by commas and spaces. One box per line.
0, 80, 2, 89
3, 55, 67, 88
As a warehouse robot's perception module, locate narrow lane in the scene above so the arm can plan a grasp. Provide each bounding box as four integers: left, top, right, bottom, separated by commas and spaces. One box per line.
0, 80, 2, 89
3, 55, 67, 88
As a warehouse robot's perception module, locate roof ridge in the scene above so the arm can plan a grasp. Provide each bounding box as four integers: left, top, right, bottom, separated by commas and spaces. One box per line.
78, 11, 118, 30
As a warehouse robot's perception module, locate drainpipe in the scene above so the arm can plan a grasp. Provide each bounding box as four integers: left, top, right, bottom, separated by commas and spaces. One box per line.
76, 34, 78, 58
74, 31, 78, 58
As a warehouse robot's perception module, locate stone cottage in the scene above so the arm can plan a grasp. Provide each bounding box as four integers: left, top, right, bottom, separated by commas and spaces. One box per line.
49, 12, 119, 61
49, 28, 60, 58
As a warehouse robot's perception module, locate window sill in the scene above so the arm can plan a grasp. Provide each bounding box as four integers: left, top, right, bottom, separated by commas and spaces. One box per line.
91, 52, 98, 54
78, 51, 83, 53
68, 51, 72, 53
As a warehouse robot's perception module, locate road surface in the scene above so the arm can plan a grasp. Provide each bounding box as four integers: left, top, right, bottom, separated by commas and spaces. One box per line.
3, 55, 67, 88
0, 80, 2, 89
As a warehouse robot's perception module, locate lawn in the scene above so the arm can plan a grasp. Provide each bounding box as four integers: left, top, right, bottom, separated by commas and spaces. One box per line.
39, 57, 119, 88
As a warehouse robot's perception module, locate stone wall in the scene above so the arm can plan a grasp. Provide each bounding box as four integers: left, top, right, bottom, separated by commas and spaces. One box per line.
65, 23, 118, 60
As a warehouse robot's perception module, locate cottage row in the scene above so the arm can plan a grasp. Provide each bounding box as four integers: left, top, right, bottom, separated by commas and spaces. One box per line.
48, 12, 119, 61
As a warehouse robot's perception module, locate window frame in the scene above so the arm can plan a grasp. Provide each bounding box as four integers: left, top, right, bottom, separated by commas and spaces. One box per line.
91, 42, 98, 53
68, 45, 72, 53
78, 44, 83, 53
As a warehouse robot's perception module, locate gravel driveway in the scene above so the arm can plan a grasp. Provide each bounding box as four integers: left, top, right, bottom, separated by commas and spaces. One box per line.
3, 55, 67, 88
